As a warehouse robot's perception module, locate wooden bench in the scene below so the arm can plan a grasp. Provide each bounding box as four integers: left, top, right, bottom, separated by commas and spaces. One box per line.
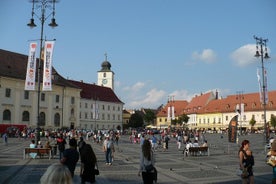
23, 148, 52, 159
184, 147, 209, 156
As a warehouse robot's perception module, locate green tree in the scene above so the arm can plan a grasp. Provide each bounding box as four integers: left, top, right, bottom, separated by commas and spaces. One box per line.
144, 109, 156, 125
249, 115, 256, 131
270, 114, 276, 129
128, 112, 144, 128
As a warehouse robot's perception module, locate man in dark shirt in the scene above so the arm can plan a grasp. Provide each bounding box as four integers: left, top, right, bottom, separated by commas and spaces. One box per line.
61, 138, 79, 178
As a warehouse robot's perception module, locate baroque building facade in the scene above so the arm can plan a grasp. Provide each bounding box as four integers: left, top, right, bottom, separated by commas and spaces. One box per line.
157, 91, 276, 131
0, 49, 123, 130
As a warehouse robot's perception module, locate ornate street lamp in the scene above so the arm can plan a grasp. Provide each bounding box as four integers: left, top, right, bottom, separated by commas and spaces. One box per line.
254, 35, 270, 143
27, 0, 58, 144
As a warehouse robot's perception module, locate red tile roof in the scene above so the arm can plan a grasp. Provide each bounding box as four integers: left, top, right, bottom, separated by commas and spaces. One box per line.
0, 49, 79, 89
156, 100, 189, 117
68, 80, 123, 103
198, 91, 276, 114
184, 92, 216, 114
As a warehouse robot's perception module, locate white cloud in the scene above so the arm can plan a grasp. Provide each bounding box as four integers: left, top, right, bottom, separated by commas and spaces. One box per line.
128, 88, 166, 109
192, 49, 217, 63
231, 44, 257, 67
122, 82, 145, 92
169, 90, 194, 101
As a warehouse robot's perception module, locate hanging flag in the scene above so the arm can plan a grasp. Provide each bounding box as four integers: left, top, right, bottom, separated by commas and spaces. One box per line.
264, 69, 269, 104
25, 42, 37, 91
228, 115, 238, 143
95, 103, 99, 120
167, 106, 171, 120
171, 106, 175, 120
42, 41, 54, 91
257, 68, 262, 103
92, 103, 99, 120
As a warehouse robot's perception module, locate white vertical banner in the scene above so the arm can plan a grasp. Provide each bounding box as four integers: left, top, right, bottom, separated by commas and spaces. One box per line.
92, 103, 96, 119
257, 68, 262, 103
93, 103, 99, 120
167, 107, 171, 120
264, 69, 269, 104
96, 104, 99, 119
241, 103, 244, 117
25, 42, 37, 90
172, 106, 175, 120
42, 41, 54, 91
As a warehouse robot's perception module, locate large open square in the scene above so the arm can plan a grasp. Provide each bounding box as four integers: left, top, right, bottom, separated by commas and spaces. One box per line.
0, 133, 274, 184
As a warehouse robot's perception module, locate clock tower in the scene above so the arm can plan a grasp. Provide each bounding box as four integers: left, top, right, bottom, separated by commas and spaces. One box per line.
97, 53, 114, 90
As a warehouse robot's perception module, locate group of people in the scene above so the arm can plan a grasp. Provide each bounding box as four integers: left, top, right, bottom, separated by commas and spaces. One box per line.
27, 135, 98, 184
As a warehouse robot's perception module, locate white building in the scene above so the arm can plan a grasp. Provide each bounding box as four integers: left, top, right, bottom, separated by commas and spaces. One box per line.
0, 49, 124, 131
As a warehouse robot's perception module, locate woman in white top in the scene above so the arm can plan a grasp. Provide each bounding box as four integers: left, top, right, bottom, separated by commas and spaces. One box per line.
138, 139, 156, 184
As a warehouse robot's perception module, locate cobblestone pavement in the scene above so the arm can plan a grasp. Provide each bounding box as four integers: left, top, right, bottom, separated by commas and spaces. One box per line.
0, 133, 273, 184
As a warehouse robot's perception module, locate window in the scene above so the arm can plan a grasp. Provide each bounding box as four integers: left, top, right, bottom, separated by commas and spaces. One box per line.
22, 111, 30, 121
39, 112, 46, 126
71, 108, 74, 116
103, 72, 106, 77
85, 103, 88, 108
41, 93, 45, 101
107, 114, 110, 120
71, 97, 75, 104
3, 109, 11, 120
113, 114, 115, 120
85, 113, 88, 119
102, 105, 105, 110
54, 113, 60, 127
5, 88, 11, 97
24, 91, 29, 99
108, 105, 110, 111
56, 95, 60, 103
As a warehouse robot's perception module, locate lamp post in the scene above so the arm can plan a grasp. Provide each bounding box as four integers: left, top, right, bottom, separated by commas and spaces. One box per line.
254, 35, 270, 143
236, 91, 244, 137
27, 0, 58, 144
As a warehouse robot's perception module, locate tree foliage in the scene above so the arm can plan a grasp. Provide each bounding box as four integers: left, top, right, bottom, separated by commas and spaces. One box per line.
128, 112, 144, 128
143, 109, 156, 125
249, 115, 256, 128
271, 114, 276, 129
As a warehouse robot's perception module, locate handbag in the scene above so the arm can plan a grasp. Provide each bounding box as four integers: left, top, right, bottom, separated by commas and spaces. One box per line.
145, 164, 154, 172
236, 168, 248, 178
94, 162, 99, 175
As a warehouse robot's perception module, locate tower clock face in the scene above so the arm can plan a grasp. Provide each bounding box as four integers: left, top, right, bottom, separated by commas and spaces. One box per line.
102, 79, 107, 84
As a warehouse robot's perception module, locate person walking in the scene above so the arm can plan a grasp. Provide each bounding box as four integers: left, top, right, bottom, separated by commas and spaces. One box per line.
57, 134, 66, 160
80, 144, 98, 184
239, 139, 254, 184
103, 136, 115, 165
138, 139, 156, 184
2, 132, 8, 145
61, 138, 79, 178
78, 137, 86, 155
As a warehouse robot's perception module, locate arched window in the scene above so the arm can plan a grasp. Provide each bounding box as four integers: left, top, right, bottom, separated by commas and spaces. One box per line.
39, 112, 46, 126
3, 109, 11, 120
54, 113, 60, 127
22, 111, 30, 121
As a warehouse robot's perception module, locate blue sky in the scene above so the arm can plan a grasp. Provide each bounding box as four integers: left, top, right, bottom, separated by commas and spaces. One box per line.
1, 0, 276, 109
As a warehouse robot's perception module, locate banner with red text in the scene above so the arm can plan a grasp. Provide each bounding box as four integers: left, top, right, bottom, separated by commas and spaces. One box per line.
42, 41, 54, 91
25, 42, 37, 90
